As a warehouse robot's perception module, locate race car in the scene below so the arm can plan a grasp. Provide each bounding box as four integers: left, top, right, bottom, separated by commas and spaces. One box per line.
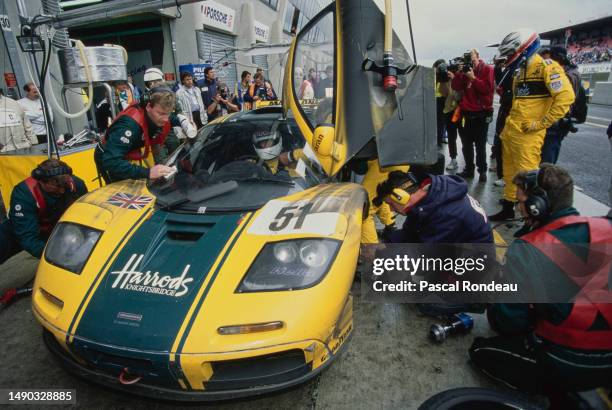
32, 106, 366, 400
32, 0, 436, 400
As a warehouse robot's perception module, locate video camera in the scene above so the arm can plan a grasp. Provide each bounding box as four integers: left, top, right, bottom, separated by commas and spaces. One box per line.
449, 52, 473, 73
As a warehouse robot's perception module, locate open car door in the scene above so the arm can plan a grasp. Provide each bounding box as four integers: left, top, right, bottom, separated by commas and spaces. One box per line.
283, 0, 437, 177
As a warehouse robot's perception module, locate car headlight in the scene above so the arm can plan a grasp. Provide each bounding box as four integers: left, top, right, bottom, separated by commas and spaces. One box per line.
44, 223, 102, 274
237, 239, 340, 292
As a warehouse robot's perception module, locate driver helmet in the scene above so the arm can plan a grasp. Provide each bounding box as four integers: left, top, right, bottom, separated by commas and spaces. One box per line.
253, 130, 282, 160
495, 29, 540, 66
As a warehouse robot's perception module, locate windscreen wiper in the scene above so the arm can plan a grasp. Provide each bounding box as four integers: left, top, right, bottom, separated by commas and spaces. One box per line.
160, 181, 239, 211
240, 176, 295, 186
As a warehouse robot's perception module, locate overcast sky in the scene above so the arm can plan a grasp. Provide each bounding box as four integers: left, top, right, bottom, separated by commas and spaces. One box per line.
405, 0, 611, 66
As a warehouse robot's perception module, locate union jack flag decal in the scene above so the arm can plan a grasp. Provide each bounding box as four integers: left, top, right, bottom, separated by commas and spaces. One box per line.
107, 192, 153, 210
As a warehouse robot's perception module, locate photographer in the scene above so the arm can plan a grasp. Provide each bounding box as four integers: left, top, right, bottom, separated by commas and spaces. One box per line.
540, 46, 583, 164
470, 164, 612, 398
208, 82, 240, 120
246, 72, 277, 106
451, 49, 495, 182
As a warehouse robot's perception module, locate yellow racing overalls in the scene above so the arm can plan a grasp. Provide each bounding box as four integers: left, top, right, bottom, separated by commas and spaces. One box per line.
501, 54, 575, 202
361, 159, 409, 244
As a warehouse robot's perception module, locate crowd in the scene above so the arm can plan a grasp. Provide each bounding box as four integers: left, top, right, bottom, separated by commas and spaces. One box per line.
565, 35, 612, 64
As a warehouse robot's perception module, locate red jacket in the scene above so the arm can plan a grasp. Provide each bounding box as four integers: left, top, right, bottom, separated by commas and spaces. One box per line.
451, 60, 494, 113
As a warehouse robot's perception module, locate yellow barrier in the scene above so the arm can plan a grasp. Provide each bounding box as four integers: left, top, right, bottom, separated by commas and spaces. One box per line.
0, 145, 101, 210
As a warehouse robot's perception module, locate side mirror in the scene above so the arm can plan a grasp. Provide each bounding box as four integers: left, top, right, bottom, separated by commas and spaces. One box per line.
312, 124, 337, 174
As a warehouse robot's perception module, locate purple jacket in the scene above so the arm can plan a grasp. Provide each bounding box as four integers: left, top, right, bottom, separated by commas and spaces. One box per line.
390, 175, 493, 243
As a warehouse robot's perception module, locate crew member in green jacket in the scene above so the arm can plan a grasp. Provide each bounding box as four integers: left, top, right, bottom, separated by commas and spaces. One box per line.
94, 88, 196, 184
470, 164, 612, 398
0, 159, 87, 264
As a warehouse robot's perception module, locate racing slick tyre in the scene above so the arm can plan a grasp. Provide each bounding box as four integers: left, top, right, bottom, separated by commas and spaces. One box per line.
418, 387, 545, 410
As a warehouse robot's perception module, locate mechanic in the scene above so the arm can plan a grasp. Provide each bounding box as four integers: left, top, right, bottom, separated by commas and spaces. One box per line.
373, 168, 493, 244
539, 45, 583, 164
94, 88, 196, 184
252, 130, 303, 176
143, 67, 187, 163
489, 29, 575, 221
373, 167, 493, 317
361, 159, 409, 245
470, 164, 612, 397
451, 49, 495, 182
0, 159, 87, 264
0, 88, 37, 152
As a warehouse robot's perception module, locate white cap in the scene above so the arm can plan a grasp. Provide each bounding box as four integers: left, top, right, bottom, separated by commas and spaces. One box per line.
143, 67, 164, 83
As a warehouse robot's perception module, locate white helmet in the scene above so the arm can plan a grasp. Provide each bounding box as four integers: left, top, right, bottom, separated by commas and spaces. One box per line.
143, 67, 164, 83
496, 29, 540, 66
253, 130, 282, 160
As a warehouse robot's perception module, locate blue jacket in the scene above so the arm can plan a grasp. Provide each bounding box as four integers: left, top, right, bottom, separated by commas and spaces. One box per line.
390, 174, 493, 243
198, 78, 218, 109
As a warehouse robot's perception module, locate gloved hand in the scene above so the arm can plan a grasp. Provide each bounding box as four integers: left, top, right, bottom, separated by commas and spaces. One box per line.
520, 120, 545, 133
380, 224, 397, 243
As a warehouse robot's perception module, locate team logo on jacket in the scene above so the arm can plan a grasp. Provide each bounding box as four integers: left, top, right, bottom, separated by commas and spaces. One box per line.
110, 254, 194, 297
107, 192, 153, 210
516, 84, 531, 97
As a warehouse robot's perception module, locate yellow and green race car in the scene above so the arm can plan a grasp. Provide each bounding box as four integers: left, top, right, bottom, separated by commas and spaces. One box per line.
32, 0, 436, 400
33, 107, 367, 400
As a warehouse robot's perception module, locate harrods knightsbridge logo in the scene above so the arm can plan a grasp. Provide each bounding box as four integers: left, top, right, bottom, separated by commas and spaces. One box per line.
110, 254, 194, 298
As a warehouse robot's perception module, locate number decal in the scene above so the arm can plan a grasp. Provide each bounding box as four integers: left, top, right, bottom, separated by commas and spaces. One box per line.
249, 200, 339, 236
269, 203, 313, 232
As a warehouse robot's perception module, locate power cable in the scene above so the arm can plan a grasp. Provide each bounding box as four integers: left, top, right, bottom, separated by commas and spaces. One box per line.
405, 0, 417, 65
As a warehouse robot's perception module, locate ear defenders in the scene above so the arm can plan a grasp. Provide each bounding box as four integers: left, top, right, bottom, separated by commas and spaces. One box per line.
32, 163, 73, 181
140, 86, 173, 107
523, 169, 550, 219
389, 188, 411, 206
383, 175, 421, 213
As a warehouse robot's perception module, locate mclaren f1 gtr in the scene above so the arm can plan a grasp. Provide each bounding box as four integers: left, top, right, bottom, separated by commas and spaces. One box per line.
33, 107, 366, 400
32, 0, 436, 400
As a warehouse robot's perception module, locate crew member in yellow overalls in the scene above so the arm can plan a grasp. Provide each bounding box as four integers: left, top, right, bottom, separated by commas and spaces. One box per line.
489, 29, 574, 221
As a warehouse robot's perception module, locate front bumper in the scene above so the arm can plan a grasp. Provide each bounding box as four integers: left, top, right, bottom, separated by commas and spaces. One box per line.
43, 330, 350, 401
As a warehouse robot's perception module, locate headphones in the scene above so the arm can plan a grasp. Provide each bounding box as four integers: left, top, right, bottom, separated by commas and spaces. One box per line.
522, 169, 550, 219
140, 86, 173, 107
32, 163, 73, 181
382, 173, 421, 212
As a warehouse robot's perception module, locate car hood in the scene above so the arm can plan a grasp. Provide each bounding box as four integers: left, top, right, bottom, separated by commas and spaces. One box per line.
52, 181, 366, 353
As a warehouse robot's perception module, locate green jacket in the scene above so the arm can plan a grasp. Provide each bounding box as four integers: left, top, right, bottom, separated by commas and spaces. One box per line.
8, 176, 88, 258
489, 208, 608, 337
94, 113, 182, 183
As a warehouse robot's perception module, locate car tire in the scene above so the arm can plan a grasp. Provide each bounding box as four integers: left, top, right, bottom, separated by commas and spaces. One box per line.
418, 387, 545, 410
